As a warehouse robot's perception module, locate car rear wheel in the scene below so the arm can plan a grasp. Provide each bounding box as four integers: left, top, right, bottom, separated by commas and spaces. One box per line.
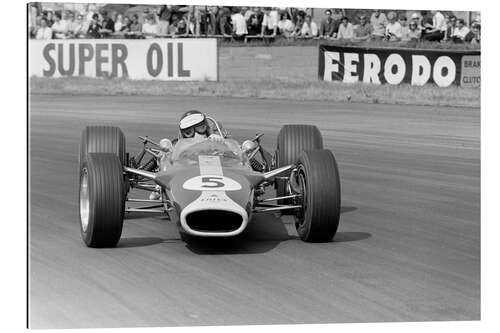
79, 125, 128, 197
80, 153, 125, 247
275, 125, 323, 212
79, 126, 126, 170
294, 149, 341, 242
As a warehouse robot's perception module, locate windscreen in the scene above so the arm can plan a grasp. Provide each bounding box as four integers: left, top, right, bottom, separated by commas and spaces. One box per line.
171, 138, 248, 167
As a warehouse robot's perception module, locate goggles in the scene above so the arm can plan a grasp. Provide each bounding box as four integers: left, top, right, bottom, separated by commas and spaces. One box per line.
181, 122, 207, 138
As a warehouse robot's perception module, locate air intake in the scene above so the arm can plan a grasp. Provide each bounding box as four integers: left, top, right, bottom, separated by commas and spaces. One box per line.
186, 210, 243, 233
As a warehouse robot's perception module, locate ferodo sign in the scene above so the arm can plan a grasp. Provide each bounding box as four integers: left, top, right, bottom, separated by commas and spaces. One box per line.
29, 39, 218, 81
318, 45, 480, 87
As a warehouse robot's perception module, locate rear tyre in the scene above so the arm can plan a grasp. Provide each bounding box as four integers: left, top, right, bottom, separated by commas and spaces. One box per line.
79, 126, 126, 170
294, 149, 341, 242
275, 125, 323, 211
80, 153, 125, 247
79, 125, 128, 198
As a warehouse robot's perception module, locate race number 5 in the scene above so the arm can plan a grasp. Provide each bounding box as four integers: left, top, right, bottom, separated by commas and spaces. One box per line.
201, 176, 224, 188
183, 175, 242, 191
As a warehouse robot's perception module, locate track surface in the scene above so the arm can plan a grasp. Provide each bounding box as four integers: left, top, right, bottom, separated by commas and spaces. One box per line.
29, 95, 480, 328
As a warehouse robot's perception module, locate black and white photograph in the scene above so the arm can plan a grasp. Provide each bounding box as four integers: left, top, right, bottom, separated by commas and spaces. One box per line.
23, 0, 489, 331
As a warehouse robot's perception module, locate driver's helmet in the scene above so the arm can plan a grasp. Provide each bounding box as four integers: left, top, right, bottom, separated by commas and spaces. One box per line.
179, 110, 209, 139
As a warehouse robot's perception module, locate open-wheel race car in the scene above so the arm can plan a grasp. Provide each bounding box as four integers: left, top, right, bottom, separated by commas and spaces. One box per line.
78, 117, 341, 247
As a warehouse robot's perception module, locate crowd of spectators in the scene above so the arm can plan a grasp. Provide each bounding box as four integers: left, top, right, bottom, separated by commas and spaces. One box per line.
28, 5, 480, 45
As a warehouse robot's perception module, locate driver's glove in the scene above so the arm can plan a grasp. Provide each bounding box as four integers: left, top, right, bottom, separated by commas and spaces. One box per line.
208, 134, 225, 143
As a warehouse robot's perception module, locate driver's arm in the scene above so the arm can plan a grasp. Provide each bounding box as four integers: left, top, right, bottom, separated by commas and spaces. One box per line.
208, 133, 224, 143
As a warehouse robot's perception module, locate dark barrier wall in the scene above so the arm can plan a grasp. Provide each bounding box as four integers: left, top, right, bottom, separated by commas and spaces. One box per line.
318, 45, 480, 87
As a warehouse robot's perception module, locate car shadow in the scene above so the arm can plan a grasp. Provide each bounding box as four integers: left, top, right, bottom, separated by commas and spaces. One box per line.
119, 206, 367, 251
340, 206, 357, 214
117, 237, 178, 248
185, 213, 295, 255
185, 205, 365, 254
333, 231, 372, 242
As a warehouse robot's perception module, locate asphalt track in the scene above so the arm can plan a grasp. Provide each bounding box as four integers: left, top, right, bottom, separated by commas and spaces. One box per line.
29, 94, 480, 328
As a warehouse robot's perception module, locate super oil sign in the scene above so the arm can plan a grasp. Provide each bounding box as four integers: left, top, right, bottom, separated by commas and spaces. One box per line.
29, 39, 218, 81
318, 45, 480, 87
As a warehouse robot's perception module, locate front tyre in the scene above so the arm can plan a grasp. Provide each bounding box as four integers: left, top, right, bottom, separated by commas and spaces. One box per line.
294, 149, 341, 242
80, 153, 125, 247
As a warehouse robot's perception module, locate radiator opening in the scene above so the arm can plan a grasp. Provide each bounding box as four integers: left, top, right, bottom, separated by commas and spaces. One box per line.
186, 210, 243, 233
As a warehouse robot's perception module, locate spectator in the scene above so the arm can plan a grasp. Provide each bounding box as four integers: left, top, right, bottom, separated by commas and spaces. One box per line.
142, 14, 159, 38
407, 20, 422, 40
121, 16, 131, 33
168, 16, 179, 35
332, 9, 343, 35
87, 13, 101, 38
139, 8, 151, 25
130, 14, 142, 34
46, 10, 55, 27
465, 21, 480, 44
399, 15, 411, 41
384, 11, 402, 41
219, 8, 233, 36
176, 18, 188, 36
253, 7, 264, 26
52, 12, 68, 39
35, 17, 53, 40
247, 14, 261, 36
410, 12, 421, 26
186, 11, 197, 36
337, 16, 354, 39
86, 4, 97, 23
353, 14, 373, 41
28, 4, 38, 37
243, 7, 254, 21
319, 9, 336, 38
114, 14, 124, 33
66, 11, 77, 35
444, 15, 456, 41
232, 7, 248, 37
288, 7, 300, 26
100, 10, 115, 37
451, 18, 470, 43
69, 13, 85, 38
292, 15, 304, 36
370, 9, 387, 40
278, 11, 295, 37
61, 11, 70, 29
299, 14, 318, 37
422, 10, 446, 41
261, 7, 279, 37
420, 12, 434, 38
157, 5, 172, 35
332, 9, 343, 22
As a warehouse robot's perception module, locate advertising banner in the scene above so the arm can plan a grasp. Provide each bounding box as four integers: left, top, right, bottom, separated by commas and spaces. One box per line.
29, 39, 218, 81
318, 45, 480, 87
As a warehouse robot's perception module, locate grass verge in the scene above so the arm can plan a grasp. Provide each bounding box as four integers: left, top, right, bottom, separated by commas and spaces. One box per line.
30, 77, 479, 108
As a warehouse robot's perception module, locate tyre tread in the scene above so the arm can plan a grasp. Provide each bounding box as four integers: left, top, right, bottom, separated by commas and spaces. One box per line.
82, 153, 124, 247
297, 149, 341, 242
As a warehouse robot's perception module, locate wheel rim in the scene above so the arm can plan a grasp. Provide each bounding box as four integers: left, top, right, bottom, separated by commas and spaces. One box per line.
294, 167, 307, 228
80, 169, 90, 233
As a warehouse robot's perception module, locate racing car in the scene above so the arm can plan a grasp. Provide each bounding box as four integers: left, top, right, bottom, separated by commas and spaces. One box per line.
78, 117, 341, 247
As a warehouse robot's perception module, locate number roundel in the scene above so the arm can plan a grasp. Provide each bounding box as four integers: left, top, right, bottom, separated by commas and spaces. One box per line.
183, 175, 242, 191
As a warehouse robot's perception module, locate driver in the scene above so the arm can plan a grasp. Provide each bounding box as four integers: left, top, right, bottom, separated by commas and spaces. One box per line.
178, 110, 224, 143
149, 110, 225, 200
